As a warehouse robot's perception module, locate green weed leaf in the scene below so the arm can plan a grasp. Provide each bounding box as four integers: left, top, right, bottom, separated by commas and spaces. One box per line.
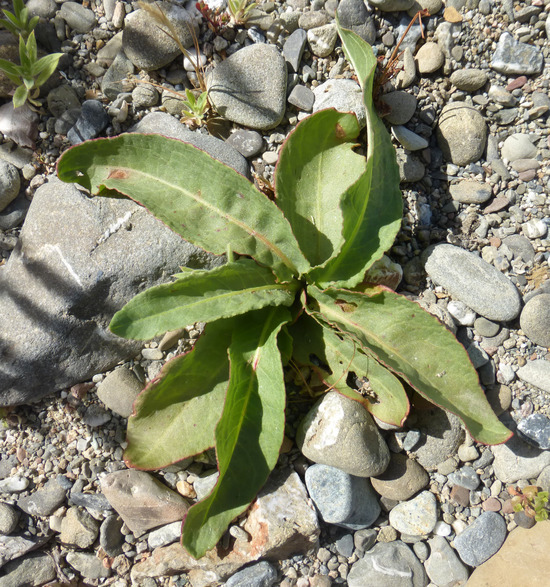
124, 319, 233, 469
307, 285, 512, 445
110, 258, 298, 340
57, 134, 310, 281
275, 109, 365, 267
181, 306, 289, 558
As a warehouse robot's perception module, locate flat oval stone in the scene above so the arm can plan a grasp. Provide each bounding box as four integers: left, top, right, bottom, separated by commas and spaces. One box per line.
371, 453, 429, 501
450, 69, 487, 92
208, 44, 287, 131
449, 180, 492, 204
437, 103, 487, 165
388, 490, 438, 535
520, 294, 550, 347
423, 244, 521, 321
453, 512, 506, 567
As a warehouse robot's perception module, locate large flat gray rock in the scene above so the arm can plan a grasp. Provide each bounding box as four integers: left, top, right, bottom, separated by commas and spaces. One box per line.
0, 177, 223, 406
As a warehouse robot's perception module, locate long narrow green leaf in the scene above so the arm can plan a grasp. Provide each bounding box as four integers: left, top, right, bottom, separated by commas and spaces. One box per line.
124, 319, 233, 469
290, 314, 409, 426
110, 258, 298, 340
275, 109, 365, 267
307, 285, 512, 445
309, 20, 402, 288
0, 58, 22, 78
57, 134, 310, 281
182, 306, 289, 558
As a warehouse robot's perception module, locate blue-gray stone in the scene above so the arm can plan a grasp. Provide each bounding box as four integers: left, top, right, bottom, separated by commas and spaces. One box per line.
335, 533, 354, 557
305, 464, 380, 530
425, 536, 469, 586
282, 28, 307, 72
348, 541, 428, 587
225, 561, 277, 587
453, 512, 507, 567
67, 100, 110, 145
448, 466, 480, 490
225, 129, 264, 159
70, 491, 113, 513
337, 0, 376, 44
517, 413, 550, 450
17, 477, 67, 516
491, 32, 544, 75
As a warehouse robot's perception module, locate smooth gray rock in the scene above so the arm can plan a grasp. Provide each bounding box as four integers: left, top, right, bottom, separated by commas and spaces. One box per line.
312, 79, 365, 127
425, 536, 469, 586
437, 103, 487, 165
517, 413, 550, 450
131, 112, 249, 177
226, 561, 277, 587
388, 491, 438, 536
0, 159, 20, 212
67, 100, 110, 144
449, 180, 492, 204
520, 294, 550, 348
491, 32, 544, 75
97, 367, 143, 418
0, 177, 222, 407
348, 541, 428, 587
66, 551, 111, 580
122, 2, 197, 71
415, 42, 444, 74
147, 521, 182, 549
502, 234, 535, 264
307, 24, 338, 58
381, 91, 417, 126
423, 244, 522, 321
297, 392, 390, 478
282, 28, 307, 72
208, 44, 287, 131
288, 84, 315, 111
517, 360, 550, 393
366, 0, 415, 11
448, 466, 480, 490
99, 515, 124, 557
453, 512, 506, 567
59, 506, 100, 548
101, 50, 135, 100
305, 464, 381, 530
0, 502, 19, 535
225, 129, 263, 159
501, 133, 537, 162
17, 477, 67, 516
0, 553, 56, 587
101, 470, 189, 535
450, 69, 487, 92
371, 453, 429, 501
396, 149, 425, 182
492, 435, 550, 484
337, 0, 376, 44
26, 0, 57, 19
59, 2, 97, 33
392, 126, 429, 151
47, 85, 81, 118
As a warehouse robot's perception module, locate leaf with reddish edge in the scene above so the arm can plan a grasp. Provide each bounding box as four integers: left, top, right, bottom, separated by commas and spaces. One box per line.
290, 314, 409, 426
124, 318, 233, 470
306, 285, 512, 445
181, 306, 289, 559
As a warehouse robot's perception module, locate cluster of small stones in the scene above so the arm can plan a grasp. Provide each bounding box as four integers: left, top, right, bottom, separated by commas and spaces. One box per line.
0, 0, 549, 585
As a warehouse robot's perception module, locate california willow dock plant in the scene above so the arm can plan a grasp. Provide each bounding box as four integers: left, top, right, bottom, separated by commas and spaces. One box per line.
57, 22, 511, 558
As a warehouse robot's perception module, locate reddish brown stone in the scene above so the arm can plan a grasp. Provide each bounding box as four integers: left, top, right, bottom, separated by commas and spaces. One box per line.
518, 169, 536, 182
482, 497, 502, 512
506, 76, 527, 91
483, 196, 510, 214
450, 484, 470, 507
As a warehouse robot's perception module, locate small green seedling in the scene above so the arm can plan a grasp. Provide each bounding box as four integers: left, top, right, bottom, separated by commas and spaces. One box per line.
227, 0, 257, 25
0, 0, 39, 40
0, 31, 62, 107
57, 19, 511, 559
510, 485, 549, 522
180, 88, 209, 124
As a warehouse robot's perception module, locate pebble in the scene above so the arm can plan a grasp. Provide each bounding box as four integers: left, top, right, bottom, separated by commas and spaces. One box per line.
449, 180, 492, 204
490, 32, 544, 75
17, 477, 67, 516
67, 100, 110, 145
226, 561, 278, 587
425, 535, 469, 586
282, 28, 307, 73
474, 317, 499, 338
59, 506, 100, 548
305, 464, 381, 529
96, 367, 143, 418
370, 453, 429, 501
0, 502, 19, 534
0, 159, 20, 212
501, 133, 537, 162
101, 51, 135, 100
453, 512, 507, 567
208, 43, 287, 130
415, 42, 445, 74
297, 392, 389, 477
337, 0, 376, 44
307, 24, 338, 58
391, 125, 429, 151
348, 541, 428, 587
288, 84, 315, 111
0, 475, 29, 493
449, 69, 487, 92
522, 218, 547, 240
66, 551, 111, 580
517, 413, 550, 450
517, 360, 550, 393
148, 521, 186, 550
0, 553, 57, 586
396, 149, 425, 183
389, 491, 438, 536
226, 129, 264, 158
519, 294, 550, 347
447, 466, 480, 490
447, 300, 476, 326
99, 514, 124, 557
312, 79, 366, 127
437, 103, 487, 165
59, 1, 97, 33
492, 434, 550, 484
381, 91, 417, 126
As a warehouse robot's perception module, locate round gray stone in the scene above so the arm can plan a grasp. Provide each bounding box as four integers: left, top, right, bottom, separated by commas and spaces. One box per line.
371, 453, 429, 501
0, 502, 19, 534
381, 91, 417, 126
517, 360, 550, 394
501, 133, 537, 162
226, 561, 277, 587
59, 1, 97, 33
348, 541, 428, 587
415, 42, 445, 74
388, 491, 438, 536
297, 391, 390, 478
337, 0, 376, 44
492, 434, 550, 484
208, 43, 287, 131
450, 69, 487, 92
97, 367, 143, 418
307, 24, 338, 58
59, 506, 100, 548
437, 103, 487, 165
423, 244, 522, 322
453, 512, 506, 567
17, 477, 67, 516
449, 180, 492, 204
392, 126, 429, 151
396, 149, 425, 182
0, 159, 20, 212
0, 553, 56, 586
520, 294, 550, 348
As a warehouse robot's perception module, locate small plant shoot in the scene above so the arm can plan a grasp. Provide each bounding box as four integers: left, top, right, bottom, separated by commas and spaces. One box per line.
57, 21, 511, 559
